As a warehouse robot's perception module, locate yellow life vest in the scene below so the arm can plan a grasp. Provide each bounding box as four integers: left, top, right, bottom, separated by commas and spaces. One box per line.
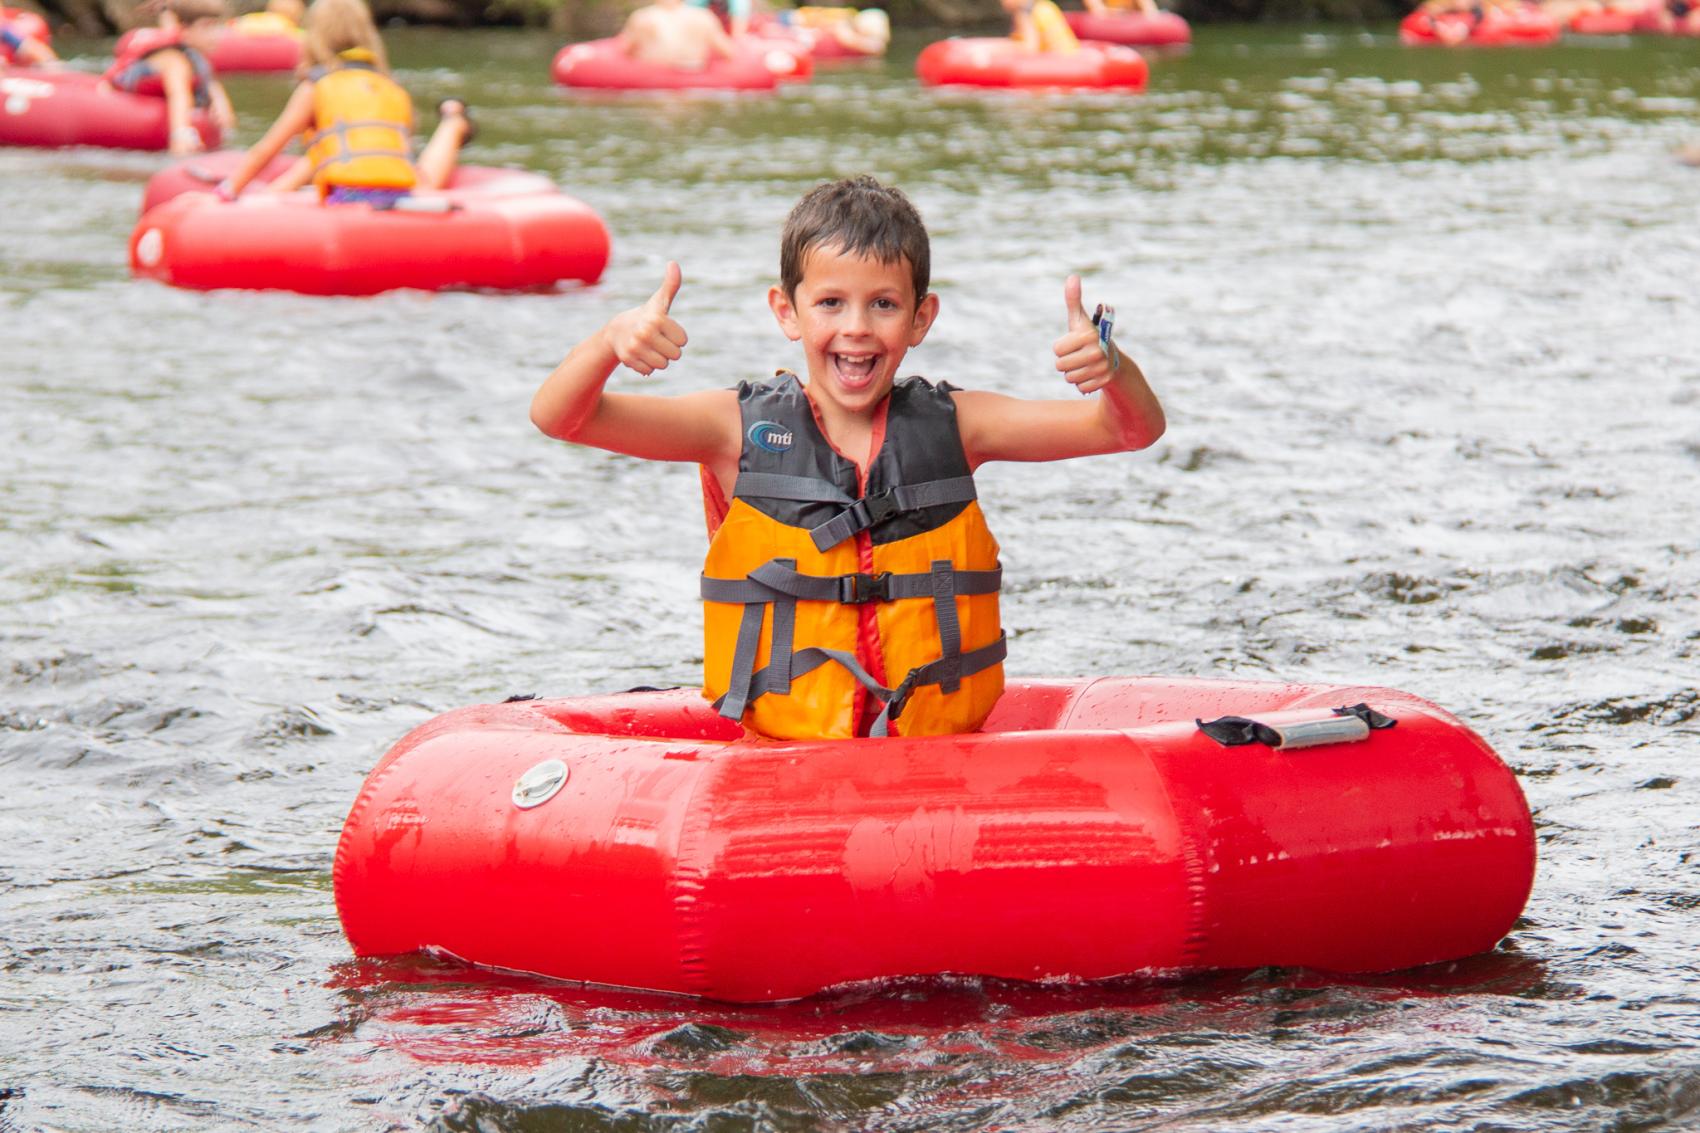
701, 373, 1006, 741
792, 5, 857, 28
305, 50, 415, 195
232, 11, 300, 35
1024, 0, 1081, 52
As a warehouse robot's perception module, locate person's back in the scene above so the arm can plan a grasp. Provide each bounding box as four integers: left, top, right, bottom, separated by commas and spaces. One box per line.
621, 0, 734, 70
1001, 0, 1080, 53
305, 49, 415, 198
215, 0, 471, 205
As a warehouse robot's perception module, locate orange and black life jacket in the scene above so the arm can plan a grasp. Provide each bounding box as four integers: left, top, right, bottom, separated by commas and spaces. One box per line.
701, 373, 1006, 740
304, 50, 415, 194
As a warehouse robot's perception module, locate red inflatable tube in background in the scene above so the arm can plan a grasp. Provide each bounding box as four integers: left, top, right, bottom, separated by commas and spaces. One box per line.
1399, 6, 1562, 45
136, 150, 561, 214
916, 38, 1150, 90
333, 676, 1536, 1003
1567, 7, 1639, 33
1064, 9, 1192, 47
0, 6, 50, 63
0, 69, 221, 150
130, 153, 610, 295
115, 24, 303, 72
552, 36, 810, 91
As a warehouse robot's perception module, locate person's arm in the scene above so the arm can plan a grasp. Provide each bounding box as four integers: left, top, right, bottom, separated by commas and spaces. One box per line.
727, 0, 752, 36
707, 14, 737, 58
954, 274, 1165, 467
154, 51, 203, 155
1082, 0, 1109, 14
616, 9, 648, 56
16, 34, 60, 64
265, 154, 313, 193
219, 82, 315, 198
530, 262, 743, 467
208, 78, 236, 132
1009, 4, 1041, 49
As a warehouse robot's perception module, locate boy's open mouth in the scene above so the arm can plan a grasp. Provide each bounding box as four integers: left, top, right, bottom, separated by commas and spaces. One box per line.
831, 352, 879, 387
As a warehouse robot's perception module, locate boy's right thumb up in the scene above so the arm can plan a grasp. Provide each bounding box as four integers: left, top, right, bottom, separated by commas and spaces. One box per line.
1063, 274, 1092, 332
649, 261, 683, 314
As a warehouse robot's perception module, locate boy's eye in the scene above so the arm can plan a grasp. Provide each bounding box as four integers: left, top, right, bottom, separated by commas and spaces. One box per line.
873, 298, 898, 311
816, 298, 841, 309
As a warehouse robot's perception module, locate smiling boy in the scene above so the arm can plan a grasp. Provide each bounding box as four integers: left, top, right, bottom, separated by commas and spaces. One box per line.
531, 176, 1164, 740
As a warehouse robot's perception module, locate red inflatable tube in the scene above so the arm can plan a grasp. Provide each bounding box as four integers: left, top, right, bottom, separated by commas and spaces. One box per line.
1399, 6, 1562, 44
204, 29, 301, 72
552, 36, 806, 91
745, 30, 815, 80
1567, 7, 1639, 32
333, 677, 1536, 1003
129, 165, 610, 295
801, 27, 882, 60
1633, 3, 1700, 33
115, 24, 303, 72
0, 7, 49, 63
136, 150, 561, 214
0, 69, 220, 150
917, 38, 1150, 90
1063, 9, 1192, 47
750, 12, 886, 60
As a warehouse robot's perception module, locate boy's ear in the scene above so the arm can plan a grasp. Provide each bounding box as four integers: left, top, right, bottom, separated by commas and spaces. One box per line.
908, 291, 940, 347
767, 284, 802, 341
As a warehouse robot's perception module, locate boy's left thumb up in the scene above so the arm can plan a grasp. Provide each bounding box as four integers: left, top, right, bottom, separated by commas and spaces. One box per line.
1063, 274, 1092, 332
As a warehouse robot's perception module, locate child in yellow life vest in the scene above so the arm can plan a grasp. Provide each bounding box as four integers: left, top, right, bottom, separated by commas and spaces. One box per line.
1000, 0, 1080, 52
531, 176, 1166, 741
1083, 0, 1162, 16
214, 0, 472, 205
232, 0, 305, 36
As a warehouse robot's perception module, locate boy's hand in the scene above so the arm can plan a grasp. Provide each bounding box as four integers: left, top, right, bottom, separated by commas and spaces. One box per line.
603, 261, 688, 377
1053, 274, 1119, 395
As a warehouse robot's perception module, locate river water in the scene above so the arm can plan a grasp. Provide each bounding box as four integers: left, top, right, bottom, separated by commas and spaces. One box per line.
3, 23, 1699, 1132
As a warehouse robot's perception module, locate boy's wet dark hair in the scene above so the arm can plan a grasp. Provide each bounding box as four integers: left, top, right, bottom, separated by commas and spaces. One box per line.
779, 176, 930, 302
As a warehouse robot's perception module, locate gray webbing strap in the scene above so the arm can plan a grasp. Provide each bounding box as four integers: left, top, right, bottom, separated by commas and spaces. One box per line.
808, 477, 979, 552
766, 559, 797, 696
719, 601, 767, 723
701, 564, 1002, 605
867, 632, 1008, 737
733, 471, 855, 506
929, 560, 962, 694
721, 631, 1008, 735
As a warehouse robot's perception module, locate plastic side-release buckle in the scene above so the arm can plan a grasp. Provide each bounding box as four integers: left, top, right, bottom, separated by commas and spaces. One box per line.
849, 489, 900, 531
838, 571, 892, 604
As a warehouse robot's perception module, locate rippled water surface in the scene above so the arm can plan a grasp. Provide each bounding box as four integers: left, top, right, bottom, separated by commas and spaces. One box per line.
4, 24, 1700, 1132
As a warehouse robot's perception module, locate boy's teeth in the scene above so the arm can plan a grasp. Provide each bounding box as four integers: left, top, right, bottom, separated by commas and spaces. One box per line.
836, 354, 876, 378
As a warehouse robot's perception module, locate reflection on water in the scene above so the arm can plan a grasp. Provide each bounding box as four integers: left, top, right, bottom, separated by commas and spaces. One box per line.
3, 24, 1699, 1133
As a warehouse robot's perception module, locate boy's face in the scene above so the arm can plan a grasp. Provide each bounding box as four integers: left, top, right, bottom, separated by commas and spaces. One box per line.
768, 243, 939, 419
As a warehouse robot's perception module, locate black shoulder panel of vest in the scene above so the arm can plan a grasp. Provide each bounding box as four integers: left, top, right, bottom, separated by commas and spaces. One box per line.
732, 373, 977, 543
867, 376, 974, 546
734, 373, 861, 530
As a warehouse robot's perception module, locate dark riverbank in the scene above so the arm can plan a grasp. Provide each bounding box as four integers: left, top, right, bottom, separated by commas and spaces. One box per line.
21, 0, 1417, 38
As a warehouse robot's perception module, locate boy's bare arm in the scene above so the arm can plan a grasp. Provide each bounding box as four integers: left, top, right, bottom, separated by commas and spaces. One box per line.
955, 274, 1166, 466
530, 262, 742, 467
